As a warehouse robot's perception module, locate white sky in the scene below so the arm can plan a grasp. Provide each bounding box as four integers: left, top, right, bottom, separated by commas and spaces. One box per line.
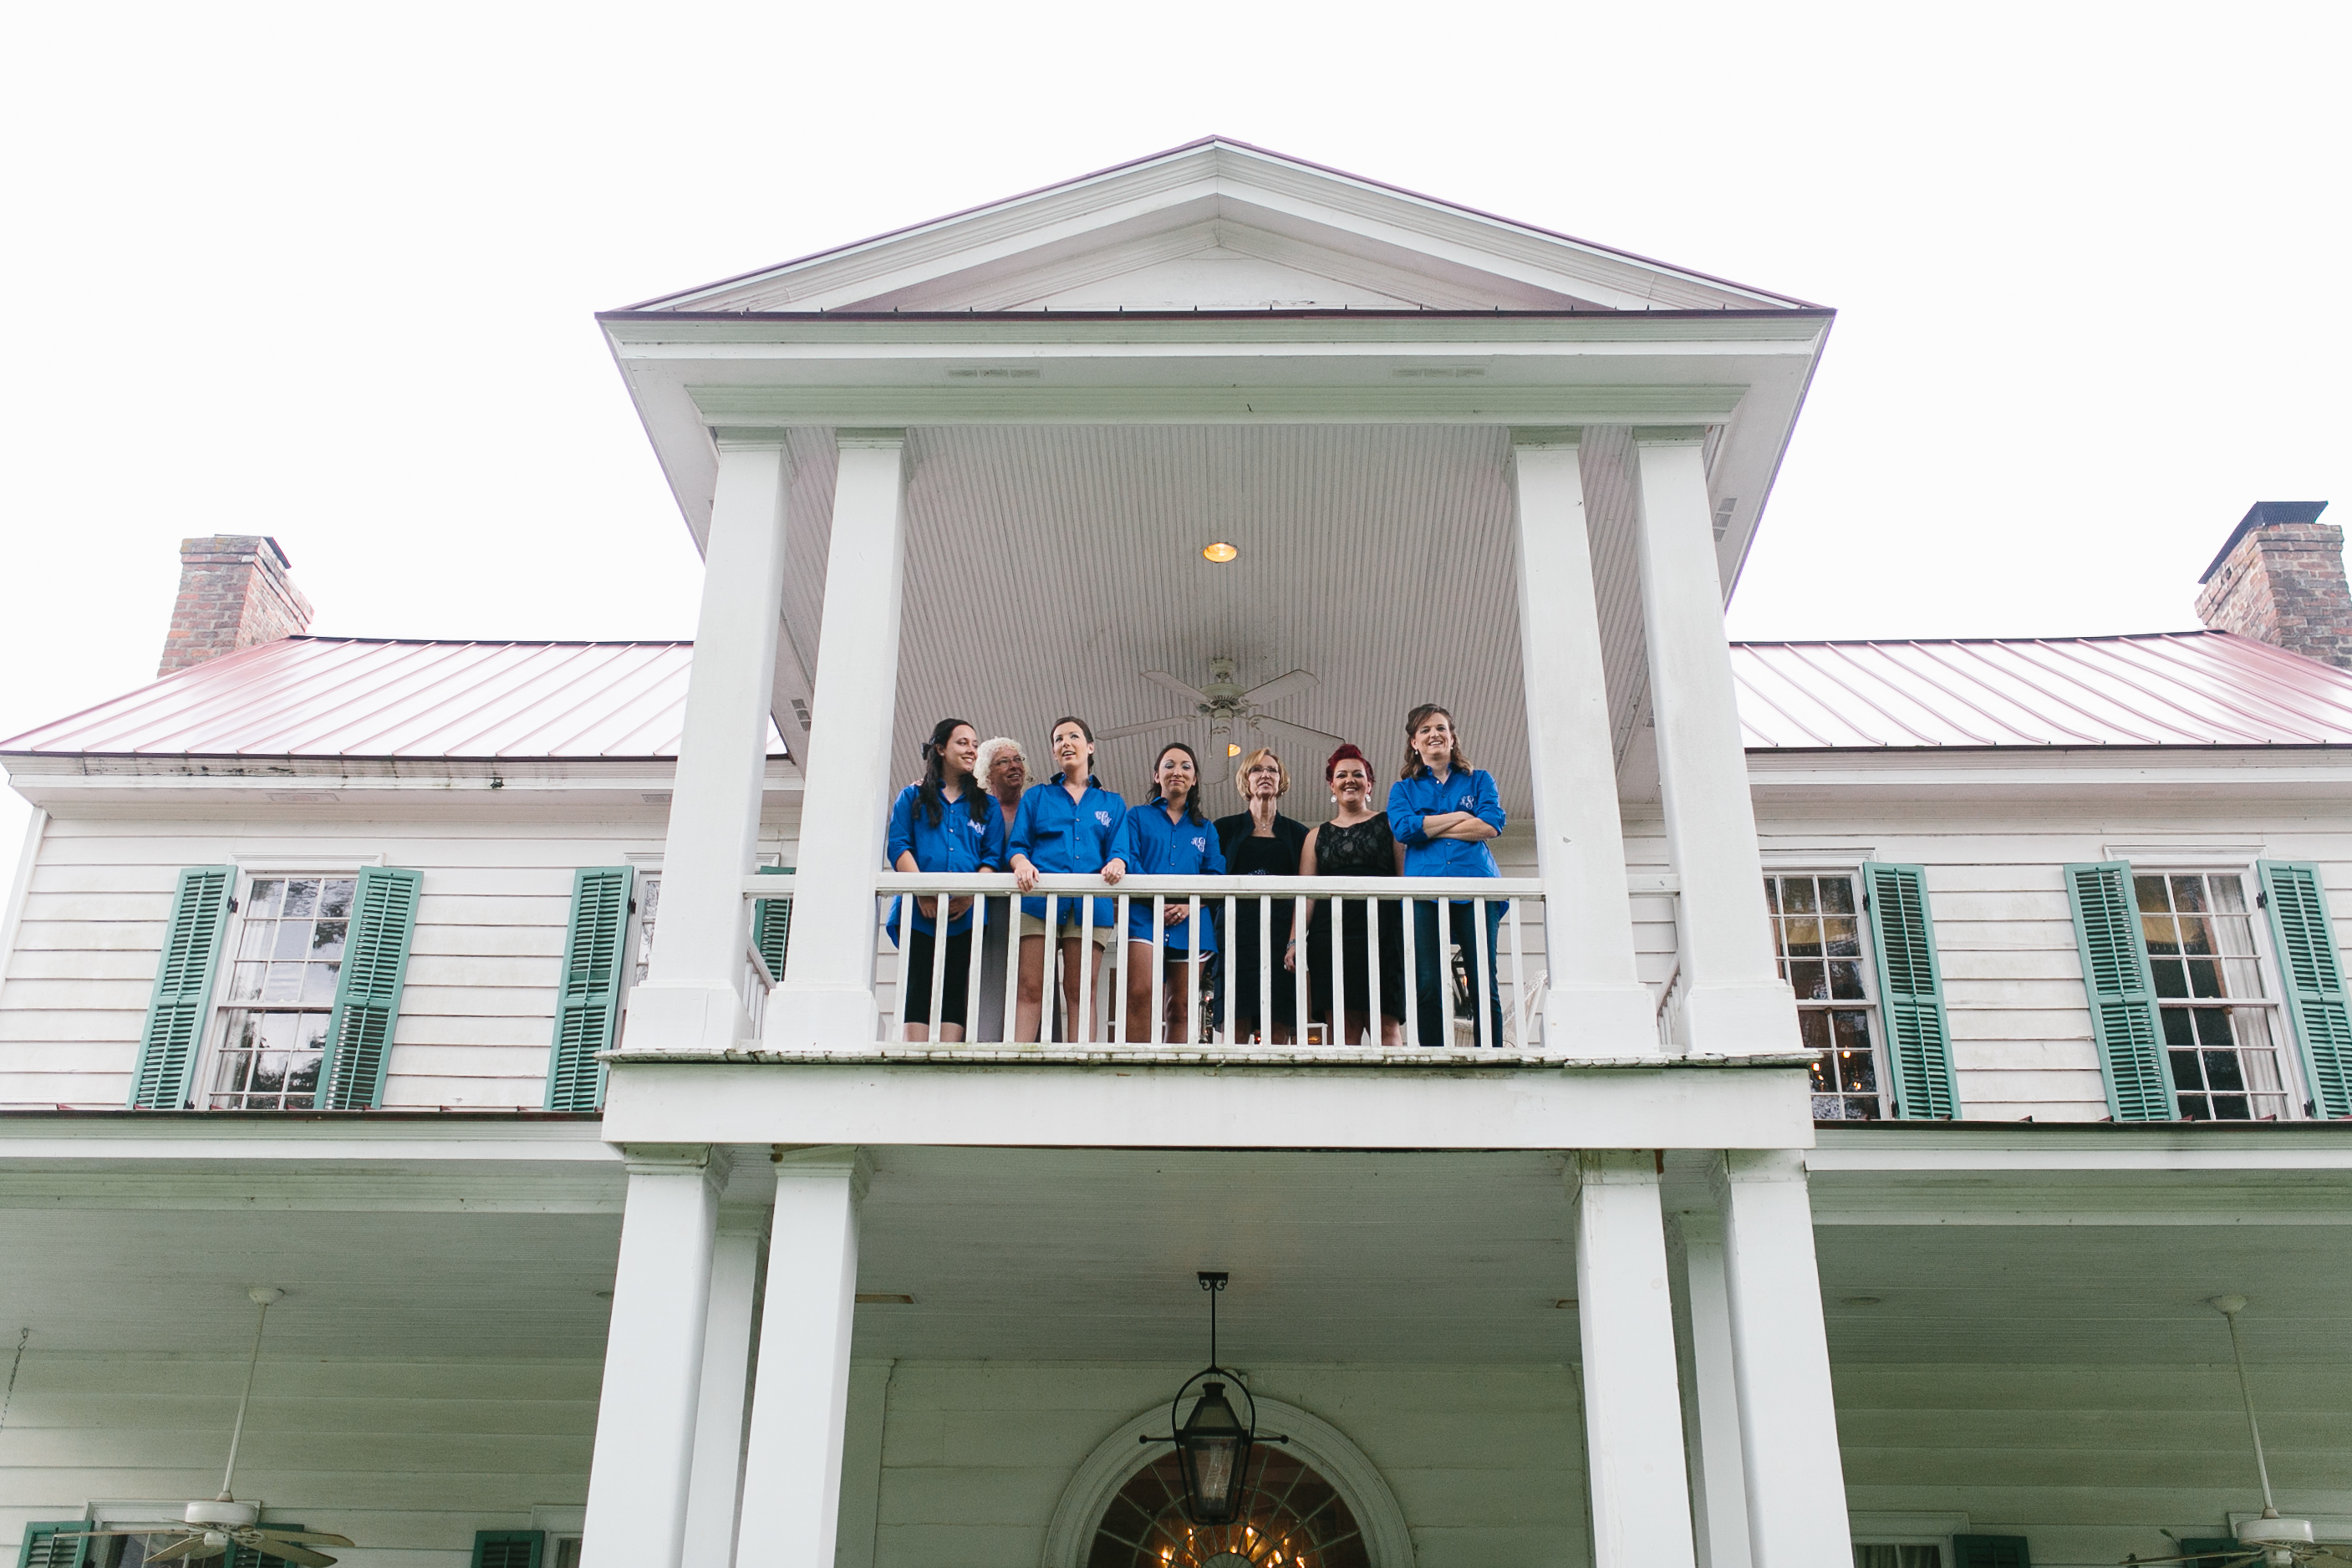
2, 1, 2346, 902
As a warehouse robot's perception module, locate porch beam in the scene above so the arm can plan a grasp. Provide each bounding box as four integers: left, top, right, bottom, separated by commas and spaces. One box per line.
1509, 430, 1656, 1056
681, 384, 1752, 426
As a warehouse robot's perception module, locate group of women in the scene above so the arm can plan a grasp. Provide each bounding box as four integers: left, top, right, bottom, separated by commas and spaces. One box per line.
883, 704, 1509, 1046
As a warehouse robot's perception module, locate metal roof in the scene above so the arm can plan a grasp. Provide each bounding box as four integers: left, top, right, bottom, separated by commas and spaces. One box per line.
1731, 631, 2352, 750
9, 629, 2352, 763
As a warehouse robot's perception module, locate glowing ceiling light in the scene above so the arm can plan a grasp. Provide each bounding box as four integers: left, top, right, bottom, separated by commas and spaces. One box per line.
1201, 542, 1239, 563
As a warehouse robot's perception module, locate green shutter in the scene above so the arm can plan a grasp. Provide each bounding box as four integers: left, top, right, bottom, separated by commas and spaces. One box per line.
2258, 860, 2352, 1119
314, 867, 422, 1111
2064, 862, 2176, 1123
1861, 862, 1961, 1119
129, 866, 236, 1108
469, 1531, 543, 1568
17, 1525, 90, 1568
2172, 1541, 2238, 1568
1951, 1537, 2030, 1568
546, 867, 633, 1112
753, 864, 794, 984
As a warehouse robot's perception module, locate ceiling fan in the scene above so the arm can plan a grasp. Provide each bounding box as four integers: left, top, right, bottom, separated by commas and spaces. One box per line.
60, 1289, 357, 1567
2121, 1296, 2344, 1568
1102, 658, 1347, 751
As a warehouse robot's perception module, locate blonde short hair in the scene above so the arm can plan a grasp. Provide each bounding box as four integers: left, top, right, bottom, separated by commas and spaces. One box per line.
1233, 746, 1290, 797
975, 736, 1029, 786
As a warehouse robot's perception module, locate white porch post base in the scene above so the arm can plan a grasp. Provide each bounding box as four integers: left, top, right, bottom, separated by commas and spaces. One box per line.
735, 1146, 871, 1568
1671, 1209, 1753, 1568
1545, 985, 1664, 1056
682, 1177, 770, 1568
1713, 1149, 1851, 1568
1573, 1151, 1698, 1568
582, 1148, 721, 1568
1683, 984, 1808, 1056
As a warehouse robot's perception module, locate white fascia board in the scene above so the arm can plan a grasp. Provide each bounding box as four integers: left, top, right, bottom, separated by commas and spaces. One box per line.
2, 756, 798, 810
1811, 1124, 2352, 1172
0, 1113, 624, 1163
1747, 747, 2352, 795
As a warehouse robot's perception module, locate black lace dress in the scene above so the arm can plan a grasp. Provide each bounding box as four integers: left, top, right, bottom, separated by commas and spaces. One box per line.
1305, 814, 1405, 1026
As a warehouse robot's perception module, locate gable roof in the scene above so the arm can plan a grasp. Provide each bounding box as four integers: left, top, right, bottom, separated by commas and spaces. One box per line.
9, 631, 2351, 766
626, 137, 1816, 317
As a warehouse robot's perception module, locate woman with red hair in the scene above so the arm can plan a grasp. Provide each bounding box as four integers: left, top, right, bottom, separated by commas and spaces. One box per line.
1292, 743, 1405, 1045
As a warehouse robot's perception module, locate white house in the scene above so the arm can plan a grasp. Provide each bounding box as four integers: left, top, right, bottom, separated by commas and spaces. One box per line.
3, 140, 2348, 1568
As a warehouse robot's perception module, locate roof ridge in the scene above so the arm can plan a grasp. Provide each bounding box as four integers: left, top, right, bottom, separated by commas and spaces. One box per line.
1730, 629, 2219, 649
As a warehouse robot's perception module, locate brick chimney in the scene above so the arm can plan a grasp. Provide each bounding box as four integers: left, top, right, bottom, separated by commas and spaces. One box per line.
2195, 501, 2349, 669
158, 536, 314, 676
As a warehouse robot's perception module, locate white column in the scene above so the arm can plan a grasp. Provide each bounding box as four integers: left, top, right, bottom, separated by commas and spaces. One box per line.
736, 1146, 870, 1568
1510, 431, 1657, 1056
630, 435, 792, 1053
1712, 1149, 1851, 1568
1671, 1209, 1753, 1568
770, 432, 909, 1046
582, 1147, 721, 1568
1572, 1151, 1698, 1568
682, 1187, 770, 1568
1632, 430, 1800, 1056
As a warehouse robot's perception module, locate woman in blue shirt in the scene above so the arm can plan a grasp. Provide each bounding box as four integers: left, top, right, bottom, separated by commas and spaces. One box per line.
1387, 703, 1507, 1047
885, 719, 1006, 1041
1008, 716, 1128, 1042
1107, 741, 1226, 1042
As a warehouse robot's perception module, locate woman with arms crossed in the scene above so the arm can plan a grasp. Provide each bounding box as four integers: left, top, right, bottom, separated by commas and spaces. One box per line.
1007, 717, 1126, 1042
884, 719, 1005, 1041
1387, 704, 1507, 1047
1108, 741, 1226, 1043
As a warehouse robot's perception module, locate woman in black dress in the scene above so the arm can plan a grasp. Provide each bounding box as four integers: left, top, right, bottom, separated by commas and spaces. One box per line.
1296, 744, 1405, 1045
1212, 747, 1310, 1043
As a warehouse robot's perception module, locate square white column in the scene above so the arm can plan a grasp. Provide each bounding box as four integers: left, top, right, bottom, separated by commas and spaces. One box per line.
735, 1146, 870, 1568
682, 1166, 771, 1568
1631, 429, 1800, 1056
1509, 431, 1657, 1056
582, 1146, 722, 1568
1572, 1150, 1698, 1568
1669, 1209, 1752, 1568
770, 431, 909, 1046
629, 435, 793, 1053
1712, 1149, 1851, 1567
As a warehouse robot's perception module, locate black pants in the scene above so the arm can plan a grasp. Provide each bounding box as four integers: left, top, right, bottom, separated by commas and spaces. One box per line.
902, 927, 973, 1028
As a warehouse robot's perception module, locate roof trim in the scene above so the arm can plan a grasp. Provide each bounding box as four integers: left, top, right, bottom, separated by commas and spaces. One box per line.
2198, 500, 2333, 583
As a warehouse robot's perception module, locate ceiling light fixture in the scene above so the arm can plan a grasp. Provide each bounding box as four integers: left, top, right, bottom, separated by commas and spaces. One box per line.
1201, 542, 1239, 563
1142, 1273, 1288, 1525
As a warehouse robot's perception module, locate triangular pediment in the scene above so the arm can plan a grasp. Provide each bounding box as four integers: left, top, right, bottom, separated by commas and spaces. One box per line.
634, 138, 1811, 315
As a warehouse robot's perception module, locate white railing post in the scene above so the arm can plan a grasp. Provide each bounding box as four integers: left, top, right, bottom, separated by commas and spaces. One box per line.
629, 436, 791, 1054
1632, 429, 1801, 1057
769, 431, 909, 1048
1509, 430, 1658, 1057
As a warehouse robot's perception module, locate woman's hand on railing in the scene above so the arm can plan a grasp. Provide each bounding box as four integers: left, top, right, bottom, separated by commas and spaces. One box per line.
1101, 858, 1127, 885
1011, 855, 1039, 893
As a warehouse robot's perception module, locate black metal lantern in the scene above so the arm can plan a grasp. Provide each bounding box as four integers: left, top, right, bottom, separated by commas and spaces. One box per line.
1143, 1272, 1286, 1525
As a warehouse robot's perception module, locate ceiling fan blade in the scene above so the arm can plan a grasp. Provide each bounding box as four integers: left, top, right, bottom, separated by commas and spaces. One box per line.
1254, 713, 1351, 750
1139, 670, 1211, 707
1099, 715, 1189, 741
139, 1539, 213, 1565
53, 1530, 184, 1540
256, 1533, 355, 1549
255, 1544, 338, 1567
1241, 669, 1318, 706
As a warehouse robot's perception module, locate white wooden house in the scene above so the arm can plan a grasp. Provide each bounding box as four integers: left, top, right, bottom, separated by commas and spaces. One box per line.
3, 140, 2349, 1568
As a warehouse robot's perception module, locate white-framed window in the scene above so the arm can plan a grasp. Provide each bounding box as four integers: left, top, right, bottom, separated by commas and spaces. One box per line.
204, 873, 359, 1110
2135, 869, 2299, 1122
629, 871, 662, 986
1764, 871, 1885, 1121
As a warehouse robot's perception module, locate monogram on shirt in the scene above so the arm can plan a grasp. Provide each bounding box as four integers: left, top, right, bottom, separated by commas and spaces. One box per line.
1095, 810, 1112, 826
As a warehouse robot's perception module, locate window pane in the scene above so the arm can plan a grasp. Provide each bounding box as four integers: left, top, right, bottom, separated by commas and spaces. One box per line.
2151, 959, 2188, 1000
250, 879, 284, 917
1784, 878, 1819, 914
2134, 873, 2170, 913
262, 963, 305, 1002
301, 960, 342, 1005
229, 962, 265, 1002
2144, 914, 2181, 956
1763, 878, 1780, 915
284, 879, 320, 919
1789, 960, 1827, 1001
320, 878, 356, 919
1829, 960, 1866, 1000
1820, 878, 1856, 916
1824, 915, 1861, 959
2213, 877, 2248, 914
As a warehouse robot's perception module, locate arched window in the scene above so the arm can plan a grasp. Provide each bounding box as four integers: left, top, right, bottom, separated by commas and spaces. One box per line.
1087, 1445, 1372, 1568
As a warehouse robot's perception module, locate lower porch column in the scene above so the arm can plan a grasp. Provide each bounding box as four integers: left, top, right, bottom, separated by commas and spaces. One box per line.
735, 1146, 872, 1568
1670, 1209, 1753, 1568
682, 1174, 771, 1568
1509, 430, 1656, 1056
769, 431, 909, 1046
582, 1147, 722, 1568
1712, 1149, 1851, 1567
1573, 1151, 1698, 1568
1631, 429, 1800, 1056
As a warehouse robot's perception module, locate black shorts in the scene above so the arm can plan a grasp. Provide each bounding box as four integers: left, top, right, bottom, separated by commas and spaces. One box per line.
901, 927, 973, 1027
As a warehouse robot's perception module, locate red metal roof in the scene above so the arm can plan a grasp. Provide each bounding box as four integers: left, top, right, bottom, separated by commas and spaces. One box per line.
8, 629, 2350, 762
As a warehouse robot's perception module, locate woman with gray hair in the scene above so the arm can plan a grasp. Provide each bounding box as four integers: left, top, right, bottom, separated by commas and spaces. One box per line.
969, 735, 1030, 1040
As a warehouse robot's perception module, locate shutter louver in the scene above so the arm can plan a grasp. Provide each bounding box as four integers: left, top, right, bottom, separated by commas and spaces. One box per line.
1861, 861, 1961, 1119
315, 867, 422, 1110
469, 1531, 544, 1568
753, 864, 793, 983
2258, 860, 2352, 1119
2064, 862, 2176, 1123
18, 1525, 90, 1568
1951, 1536, 2031, 1568
546, 867, 633, 1112
129, 866, 235, 1108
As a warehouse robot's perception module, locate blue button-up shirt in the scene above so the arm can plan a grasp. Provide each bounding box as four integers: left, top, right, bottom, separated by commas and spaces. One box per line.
1109, 801, 1228, 951
884, 782, 1005, 939
1387, 769, 1505, 880
1008, 779, 1128, 929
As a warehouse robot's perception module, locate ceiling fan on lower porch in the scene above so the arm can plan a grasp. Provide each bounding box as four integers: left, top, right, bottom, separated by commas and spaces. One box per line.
2120, 1296, 2344, 1568
1101, 658, 1347, 750
59, 1289, 357, 1568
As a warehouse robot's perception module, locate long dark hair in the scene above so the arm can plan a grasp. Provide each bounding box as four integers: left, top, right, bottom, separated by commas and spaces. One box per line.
1401, 703, 1473, 780
1148, 741, 1209, 827
1049, 715, 1100, 787
917, 718, 986, 827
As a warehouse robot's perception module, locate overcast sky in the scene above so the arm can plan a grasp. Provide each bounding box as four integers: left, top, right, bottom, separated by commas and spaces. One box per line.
2, 1, 2345, 899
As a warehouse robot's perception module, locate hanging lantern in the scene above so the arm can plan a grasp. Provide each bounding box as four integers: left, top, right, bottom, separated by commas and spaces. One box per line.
1144, 1272, 1287, 1525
